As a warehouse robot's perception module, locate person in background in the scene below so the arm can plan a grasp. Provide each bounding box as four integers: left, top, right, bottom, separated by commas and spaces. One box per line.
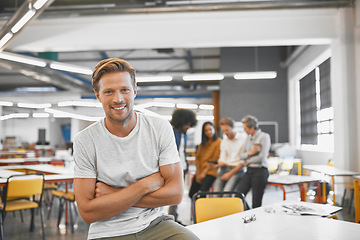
168, 108, 197, 223
236, 115, 271, 208
188, 121, 221, 198
73, 58, 199, 240
213, 118, 246, 192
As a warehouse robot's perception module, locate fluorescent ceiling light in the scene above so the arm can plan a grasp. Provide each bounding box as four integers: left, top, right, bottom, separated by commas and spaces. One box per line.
50, 62, 93, 75
152, 102, 176, 108
234, 71, 277, 80
0, 33, 13, 49
9, 113, 29, 118
34, 0, 49, 9
167, 0, 240, 5
11, 9, 36, 33
183, 73, 224, 81
0, 101, 14, 106
17, 102, 52, 108
176, 103, 198, 109
44, 108, 102, 121
199, 104, 214, 110
137, 76, 173, 82
32, 113, 50, 118
0, 52, 47, 67
197, 115, 215, 121
58, 100, 101, 108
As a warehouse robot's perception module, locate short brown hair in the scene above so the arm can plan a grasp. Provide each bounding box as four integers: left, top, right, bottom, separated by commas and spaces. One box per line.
92, 58, 136, 93
220, 118, 234, 128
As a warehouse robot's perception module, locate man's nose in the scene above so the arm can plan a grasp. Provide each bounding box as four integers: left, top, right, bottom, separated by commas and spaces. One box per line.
113, 91, 124, 103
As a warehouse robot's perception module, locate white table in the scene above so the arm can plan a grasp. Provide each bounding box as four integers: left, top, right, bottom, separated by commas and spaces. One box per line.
186, 201, 359, 240
267, 174, 322, 202
303, 165, 360, 205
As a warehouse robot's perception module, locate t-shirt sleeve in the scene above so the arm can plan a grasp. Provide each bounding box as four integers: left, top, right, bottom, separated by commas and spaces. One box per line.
73, 134, 97, 179
158, 120, 181, 167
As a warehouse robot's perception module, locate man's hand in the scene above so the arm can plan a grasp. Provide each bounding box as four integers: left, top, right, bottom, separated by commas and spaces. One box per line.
217, 161, 226, 167
220, 172, 232, 181
95, 182, 118, 198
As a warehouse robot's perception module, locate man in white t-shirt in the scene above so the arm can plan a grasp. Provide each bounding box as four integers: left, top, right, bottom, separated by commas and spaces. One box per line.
73, 58, 199, 240
213, 118, 246, 192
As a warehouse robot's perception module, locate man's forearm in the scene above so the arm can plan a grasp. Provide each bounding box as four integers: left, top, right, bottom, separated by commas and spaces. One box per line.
134, 180, 183, 208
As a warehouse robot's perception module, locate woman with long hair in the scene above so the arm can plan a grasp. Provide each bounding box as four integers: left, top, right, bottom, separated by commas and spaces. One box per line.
189, 121, 221, 198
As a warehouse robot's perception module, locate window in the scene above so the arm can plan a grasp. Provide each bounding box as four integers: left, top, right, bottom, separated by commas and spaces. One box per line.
300, 58, 333, 152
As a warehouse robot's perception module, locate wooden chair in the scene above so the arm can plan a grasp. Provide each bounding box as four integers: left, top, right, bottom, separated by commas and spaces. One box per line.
0, 173, 45, 240
191, 191, 248, 224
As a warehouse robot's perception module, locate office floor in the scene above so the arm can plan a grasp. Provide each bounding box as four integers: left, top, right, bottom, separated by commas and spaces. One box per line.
2, 176, 356, 239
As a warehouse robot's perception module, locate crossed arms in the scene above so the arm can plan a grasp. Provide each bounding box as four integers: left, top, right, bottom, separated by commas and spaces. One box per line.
74, 162, 183, 224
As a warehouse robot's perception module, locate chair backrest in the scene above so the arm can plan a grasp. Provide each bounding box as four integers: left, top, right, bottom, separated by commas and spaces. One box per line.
268, 160, 279, 174
280, 161, 294, 173
6, 174, 44, 199
192, 191, 247, 223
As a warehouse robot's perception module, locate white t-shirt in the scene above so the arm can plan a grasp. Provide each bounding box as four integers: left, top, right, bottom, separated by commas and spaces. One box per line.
73, 112, 180, 239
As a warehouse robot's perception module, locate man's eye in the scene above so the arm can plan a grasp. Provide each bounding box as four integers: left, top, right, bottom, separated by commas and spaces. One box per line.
105, 90, 112, 94
122, 89, 130, 93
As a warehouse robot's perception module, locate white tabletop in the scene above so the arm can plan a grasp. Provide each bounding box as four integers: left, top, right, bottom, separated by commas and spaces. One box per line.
0, 164, 74, 185
186, 201, 355, 240
303, 165, 360, 176
354, 175, 360, 180
268, 174, 322, 185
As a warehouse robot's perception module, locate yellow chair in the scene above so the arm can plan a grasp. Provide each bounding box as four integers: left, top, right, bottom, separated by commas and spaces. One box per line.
268, 160, 279, 174
48, 189, 77, 233
0, 173, 45, 240
191, 191, 248, 223
280, 160, 294, 175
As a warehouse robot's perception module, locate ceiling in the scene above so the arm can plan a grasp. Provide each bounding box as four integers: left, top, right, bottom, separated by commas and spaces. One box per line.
0, 0, 354, 119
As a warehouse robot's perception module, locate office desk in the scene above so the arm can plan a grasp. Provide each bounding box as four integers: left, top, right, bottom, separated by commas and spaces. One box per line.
267, 174, 322, 202
186, 201, 355, 240
303, 165, 360, 205
354, 176, 360, 223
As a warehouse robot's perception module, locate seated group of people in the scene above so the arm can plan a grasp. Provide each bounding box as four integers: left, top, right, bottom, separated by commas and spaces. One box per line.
187, 116, 271, 210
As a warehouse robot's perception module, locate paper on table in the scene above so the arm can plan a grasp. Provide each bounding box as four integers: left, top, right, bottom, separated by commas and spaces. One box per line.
281, 204, 330, 216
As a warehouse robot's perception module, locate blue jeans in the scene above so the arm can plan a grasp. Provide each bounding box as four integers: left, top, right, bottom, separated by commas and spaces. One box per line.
213, 167, 244, 192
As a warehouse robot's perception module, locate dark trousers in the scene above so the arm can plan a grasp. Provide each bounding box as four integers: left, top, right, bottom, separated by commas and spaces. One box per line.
188, 175, 216, 199
236, 167, 269, 208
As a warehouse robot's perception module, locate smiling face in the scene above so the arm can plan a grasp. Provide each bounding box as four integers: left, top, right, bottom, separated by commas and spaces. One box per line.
95, 71, 137, 127
204, 123, 215, 139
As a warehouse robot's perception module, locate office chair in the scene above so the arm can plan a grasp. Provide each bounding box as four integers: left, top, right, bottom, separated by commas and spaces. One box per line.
191, 191, 249, 224
0, 173, 45, 240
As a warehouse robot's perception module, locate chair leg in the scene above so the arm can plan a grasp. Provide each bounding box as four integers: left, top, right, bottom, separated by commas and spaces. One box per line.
57, 198, 64, 227
47, 196, 54, 219
341, 188, 347, 207
40, 205, 46, 240
20, 210, 24, 223
30, 208, 35, 232
0, 212, 3, 240
349, 189, 354, 214
69, 200, 74, 233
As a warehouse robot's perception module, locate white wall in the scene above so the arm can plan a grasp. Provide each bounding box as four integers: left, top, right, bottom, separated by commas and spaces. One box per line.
288, 7, 360, 172
2, 117, 49, 146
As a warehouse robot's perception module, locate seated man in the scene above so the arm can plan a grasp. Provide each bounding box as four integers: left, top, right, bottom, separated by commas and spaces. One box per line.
213, 118, 246, 192
73, 58, 199, 240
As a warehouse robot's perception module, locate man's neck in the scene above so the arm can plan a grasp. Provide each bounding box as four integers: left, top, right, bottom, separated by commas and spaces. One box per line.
228, 132, 236, 140
105, 113, 137, 137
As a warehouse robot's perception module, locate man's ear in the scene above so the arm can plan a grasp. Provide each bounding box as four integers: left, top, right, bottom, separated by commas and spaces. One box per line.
95, 91, 101, 102
133, 85, 137, 98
